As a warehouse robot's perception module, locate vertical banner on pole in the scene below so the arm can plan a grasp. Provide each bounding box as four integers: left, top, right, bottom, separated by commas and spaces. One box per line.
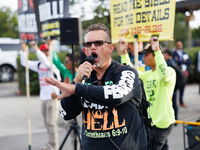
33, 0, 70, 42
17, 1, 38, 149
33, 1, 70, 148
17, 0, 38, 42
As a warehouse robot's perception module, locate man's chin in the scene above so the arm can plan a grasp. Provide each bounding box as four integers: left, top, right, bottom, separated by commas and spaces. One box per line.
95, 61, 101, 68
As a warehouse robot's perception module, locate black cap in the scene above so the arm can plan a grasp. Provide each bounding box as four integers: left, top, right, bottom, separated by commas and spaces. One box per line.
139, 43, 163, 55
139, 43, 154, 55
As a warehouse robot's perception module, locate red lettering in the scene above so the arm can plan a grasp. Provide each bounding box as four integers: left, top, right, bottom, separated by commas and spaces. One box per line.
158, 24, 162, 32
20, 33, 36, 40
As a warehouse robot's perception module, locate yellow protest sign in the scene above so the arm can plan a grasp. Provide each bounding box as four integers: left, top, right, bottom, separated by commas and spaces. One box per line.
110, 0, 176, 43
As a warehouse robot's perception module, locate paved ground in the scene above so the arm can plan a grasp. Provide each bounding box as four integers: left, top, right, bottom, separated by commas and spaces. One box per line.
0, 76, 82, 150
0, 75, 200, 150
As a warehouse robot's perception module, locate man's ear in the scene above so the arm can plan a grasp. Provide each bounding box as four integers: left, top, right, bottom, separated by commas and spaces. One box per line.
83, 47, 86, 54
109, 44, 115, 54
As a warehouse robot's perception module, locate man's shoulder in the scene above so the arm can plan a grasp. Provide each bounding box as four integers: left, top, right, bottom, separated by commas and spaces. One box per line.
113, 60, 136, 71
111, 60, 138, 76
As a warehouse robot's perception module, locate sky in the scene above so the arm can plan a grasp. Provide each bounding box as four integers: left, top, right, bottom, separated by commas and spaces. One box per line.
1, 0, 200, 29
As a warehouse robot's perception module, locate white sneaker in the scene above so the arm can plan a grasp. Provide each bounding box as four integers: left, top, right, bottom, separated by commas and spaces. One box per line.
41, 143, 54, 150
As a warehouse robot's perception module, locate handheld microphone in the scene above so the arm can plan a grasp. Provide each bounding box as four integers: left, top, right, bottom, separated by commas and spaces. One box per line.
82, 56, 95, 84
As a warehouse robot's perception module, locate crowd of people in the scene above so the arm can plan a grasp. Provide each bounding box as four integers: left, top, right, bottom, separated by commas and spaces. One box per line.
20, 23, 192, 150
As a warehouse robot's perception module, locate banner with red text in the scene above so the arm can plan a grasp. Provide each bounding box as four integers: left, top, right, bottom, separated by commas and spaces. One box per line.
18, 0, 38, 41
110, 0, 176, 43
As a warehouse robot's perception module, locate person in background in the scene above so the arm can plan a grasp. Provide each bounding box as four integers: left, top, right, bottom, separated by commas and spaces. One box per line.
197, 50, 200, 94
20, 41, 61, 150
164, 49, 187, 122
173, 40, 191, 107
118, 37, 176, 150
45, 39, 82, 149
44, 23, 148, 150
46, 39, 80, 83
115, 37, 151, 71
53, 52, 80, 83
80, 50, 86, 64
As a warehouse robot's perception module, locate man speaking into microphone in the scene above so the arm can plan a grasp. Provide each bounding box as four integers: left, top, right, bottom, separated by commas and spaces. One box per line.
45, 23, 147, 150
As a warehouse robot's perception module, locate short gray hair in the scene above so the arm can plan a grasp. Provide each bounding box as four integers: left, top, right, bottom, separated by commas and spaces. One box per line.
84, 23, 111, 43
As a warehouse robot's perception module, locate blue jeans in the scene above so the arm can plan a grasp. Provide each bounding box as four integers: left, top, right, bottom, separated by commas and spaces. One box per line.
172, 92, 178, 120
147, 124, 174, 150
174, 86, 185, 104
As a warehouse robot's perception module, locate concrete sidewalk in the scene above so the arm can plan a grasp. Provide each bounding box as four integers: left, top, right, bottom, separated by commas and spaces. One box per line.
0, 82, 200, 150
168, 83, 200, 150
0, 95, 82, 150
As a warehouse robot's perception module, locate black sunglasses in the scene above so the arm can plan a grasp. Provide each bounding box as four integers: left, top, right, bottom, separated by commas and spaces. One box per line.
83, 40, 111, 48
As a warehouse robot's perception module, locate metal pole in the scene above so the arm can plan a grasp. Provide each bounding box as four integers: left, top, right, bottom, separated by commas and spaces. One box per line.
25, 45, 32, 150
71, 45, 75, 78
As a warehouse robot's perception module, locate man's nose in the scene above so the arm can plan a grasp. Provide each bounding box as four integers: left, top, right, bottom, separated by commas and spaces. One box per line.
90, 43, 96, 49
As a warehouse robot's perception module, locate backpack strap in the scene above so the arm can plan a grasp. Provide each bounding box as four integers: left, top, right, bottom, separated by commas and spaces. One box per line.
130, 99, 140, 108
113, 62, 153, 142
37, 62, 41, 70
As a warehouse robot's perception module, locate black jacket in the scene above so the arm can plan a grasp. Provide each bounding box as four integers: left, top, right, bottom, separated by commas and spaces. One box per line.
60, 60, 147, 150
166, 59, 187, 90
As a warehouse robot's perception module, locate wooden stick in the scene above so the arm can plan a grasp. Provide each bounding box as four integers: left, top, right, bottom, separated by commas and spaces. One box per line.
49, 43, 59, 150
25, 45, 32, 150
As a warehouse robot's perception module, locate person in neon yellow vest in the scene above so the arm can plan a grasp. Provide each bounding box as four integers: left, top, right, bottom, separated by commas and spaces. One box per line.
117, 37, 176, 150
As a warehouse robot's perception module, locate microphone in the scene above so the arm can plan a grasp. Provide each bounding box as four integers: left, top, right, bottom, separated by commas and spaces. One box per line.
82, 56, 95, 84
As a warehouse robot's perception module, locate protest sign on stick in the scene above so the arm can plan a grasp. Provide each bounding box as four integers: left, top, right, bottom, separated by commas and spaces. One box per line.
33, 0, 69, 42
33, 1, 70, 149
18, 0, 38, 42
17, 1, 38, 149
110, 0, 176, 43
110, 0, 176, 70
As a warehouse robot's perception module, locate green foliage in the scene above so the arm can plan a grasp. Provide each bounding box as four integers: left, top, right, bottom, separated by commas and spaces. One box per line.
0, 7, 19, 38
82, 0, 110, 31
112, 49, 120, 62
185, 47, 200, 83
192, 27, 200, 39
174, 13, 187, 46
56, 51, 68, 63
17, 52, 39, 95
92, 5, 110, 30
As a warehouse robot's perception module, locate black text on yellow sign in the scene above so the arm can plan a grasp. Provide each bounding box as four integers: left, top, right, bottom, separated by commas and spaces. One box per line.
110, 0, 175, 42
41, 21, 60, 37
42, 21, 60, 31
113, 3, 170, 27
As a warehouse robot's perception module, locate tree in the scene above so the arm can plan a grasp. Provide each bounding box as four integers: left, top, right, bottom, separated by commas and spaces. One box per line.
192, 27, 200, 39
173, 12, 187, 46
81, 0, 110, 30
0, 6, 19, 38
